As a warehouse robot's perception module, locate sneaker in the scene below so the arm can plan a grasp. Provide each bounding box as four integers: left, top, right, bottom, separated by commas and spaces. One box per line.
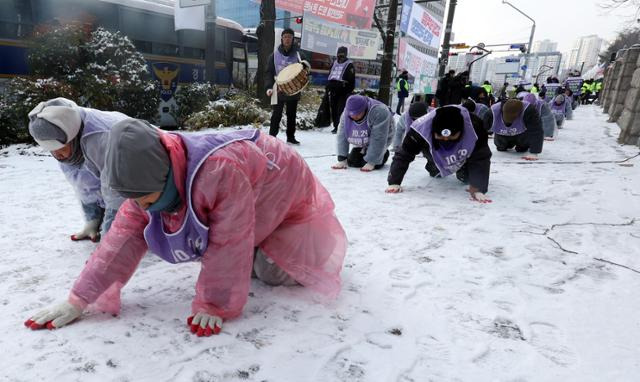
331, 128, 337, 134
287, 138, 300, 145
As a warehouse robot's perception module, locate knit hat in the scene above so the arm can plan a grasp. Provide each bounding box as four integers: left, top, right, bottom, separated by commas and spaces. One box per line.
522, 93, 537, 105
281, 28, 294, 37
105, 119, 171, 199
432, 106, 463, 137
502, 99, 524, 124
346, 95, 368, 117
337, 46, 348, 56
28, 103, 82, 151
408, 102, 429, 120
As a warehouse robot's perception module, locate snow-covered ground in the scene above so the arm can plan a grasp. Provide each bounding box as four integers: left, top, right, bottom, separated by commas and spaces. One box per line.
1, 105, 639, 381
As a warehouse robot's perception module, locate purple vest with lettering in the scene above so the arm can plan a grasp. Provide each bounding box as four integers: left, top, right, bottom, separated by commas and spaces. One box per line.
343, 97, 386, 147
490, 102, 530, 136
274, 48, 299, 76
411, 105, 478, 177
550, 99, 566, 115
403, 112, 414, 135
328, 59, 353, 81
143, 129, 260, 264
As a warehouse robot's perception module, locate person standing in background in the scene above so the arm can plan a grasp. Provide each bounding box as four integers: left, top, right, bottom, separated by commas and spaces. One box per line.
326, 46, 355, 134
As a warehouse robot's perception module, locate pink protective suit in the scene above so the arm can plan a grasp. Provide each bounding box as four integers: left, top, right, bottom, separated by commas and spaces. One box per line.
68, 132, 347, 319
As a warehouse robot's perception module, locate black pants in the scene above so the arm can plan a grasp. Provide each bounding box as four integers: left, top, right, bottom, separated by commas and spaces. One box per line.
494, 134, 530, 152
347, 147, 390, 169
270, 99, 298, 140
330, 92, 349, 128
395, 95, 406, 114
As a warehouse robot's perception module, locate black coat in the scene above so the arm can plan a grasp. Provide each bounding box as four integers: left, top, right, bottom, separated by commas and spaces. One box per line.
266, 45, 306, 102
483, 105, 543, 154
387, 113, 492, 193
326, 61, 355, 96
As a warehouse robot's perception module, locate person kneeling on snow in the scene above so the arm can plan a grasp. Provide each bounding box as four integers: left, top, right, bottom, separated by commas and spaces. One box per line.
392, 101, 430, 152
485, 99, 543, 161
549, 94, 570, 128
24, 120, 347, 336
332, 95, 394, 171
28, 98, 130, 242
520, 93, 557, 141
386, 105, 492, 203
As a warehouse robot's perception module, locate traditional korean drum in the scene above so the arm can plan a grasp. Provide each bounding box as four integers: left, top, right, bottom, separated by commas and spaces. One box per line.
276, 63, 309, 96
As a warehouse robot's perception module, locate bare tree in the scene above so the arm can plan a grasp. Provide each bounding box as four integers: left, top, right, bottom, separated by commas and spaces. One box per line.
256, 0, 276, 107
599, 26, 640, 63
599, 0, 640, 20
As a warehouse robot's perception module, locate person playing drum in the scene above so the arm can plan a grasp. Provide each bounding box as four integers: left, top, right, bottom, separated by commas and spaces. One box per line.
331, 95, 395, 172
265, 28, 310, 145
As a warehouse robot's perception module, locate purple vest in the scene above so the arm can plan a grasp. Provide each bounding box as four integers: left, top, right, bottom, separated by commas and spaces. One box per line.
490, 102, 530, 136
274, 48, 299, 76
328, 59, 353, 81
411, 105, 478, 177
343, 97, 386, 147
143, 130, 260, 264
403, 112, 414, 135
550, 99, 566, 115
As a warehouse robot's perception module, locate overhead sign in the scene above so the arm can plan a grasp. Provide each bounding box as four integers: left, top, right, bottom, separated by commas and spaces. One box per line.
300, 12, 380, 60
256, 0, 376, 29
180, 0, 209, 7
397, 38, 438, 80
174, 2, 205, 31
400, 3, 442, 50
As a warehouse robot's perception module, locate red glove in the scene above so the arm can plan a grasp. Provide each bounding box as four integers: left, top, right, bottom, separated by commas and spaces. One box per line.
187, 313, 223, 337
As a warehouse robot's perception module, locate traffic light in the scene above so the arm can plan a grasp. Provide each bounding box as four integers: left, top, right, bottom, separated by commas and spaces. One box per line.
448, 52, 458, 56
295, 16, 303, 24
519, 45, 527, 53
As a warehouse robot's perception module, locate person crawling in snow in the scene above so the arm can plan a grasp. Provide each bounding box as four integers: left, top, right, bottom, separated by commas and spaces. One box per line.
484, 98, 543, 161
386, 104, 493, 203
25, 119, 347, 336
392, 101, 431, 152
27, 98, 131, 242
332, 95, 394, 172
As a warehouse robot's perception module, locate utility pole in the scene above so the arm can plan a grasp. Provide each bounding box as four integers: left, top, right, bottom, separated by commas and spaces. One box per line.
204, 0, 217, 83
377, 0, 399, 105
256, 0, 276, 106
438, 0, 457, 78
502, 1, 535, 81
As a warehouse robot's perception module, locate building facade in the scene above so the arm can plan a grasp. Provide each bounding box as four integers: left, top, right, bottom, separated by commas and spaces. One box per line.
565, 35, 604, 73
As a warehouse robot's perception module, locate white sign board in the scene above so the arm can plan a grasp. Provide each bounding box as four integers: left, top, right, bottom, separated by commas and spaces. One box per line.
397, 38, 438, 79
180, 0, 209, 8
404, 4, 443, 50
300, 13, 380, 60
495, 61, 521, 74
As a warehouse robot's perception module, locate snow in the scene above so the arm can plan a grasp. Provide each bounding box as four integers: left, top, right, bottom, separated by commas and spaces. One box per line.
1, 105, 639, 381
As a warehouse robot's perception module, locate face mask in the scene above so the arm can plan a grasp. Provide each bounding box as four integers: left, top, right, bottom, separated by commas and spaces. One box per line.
59, 136, 84, 167
438, 140, 457, 150
146, 168, 182, 213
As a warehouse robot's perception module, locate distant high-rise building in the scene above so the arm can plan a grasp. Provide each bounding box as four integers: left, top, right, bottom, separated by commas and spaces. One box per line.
532, 39, 558, 53
565, 35, 604, 73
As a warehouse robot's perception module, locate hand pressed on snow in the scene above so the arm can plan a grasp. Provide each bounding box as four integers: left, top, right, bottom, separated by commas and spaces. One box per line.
70, 219, 100, 242
467, 187, 492, 204
187, 312, 223, 337
331, 160, 347, 170
24, 301, 83, 330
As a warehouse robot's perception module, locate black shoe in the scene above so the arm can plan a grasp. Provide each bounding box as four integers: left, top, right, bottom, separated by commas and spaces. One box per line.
287, 138, 300, 145
331, 128, 337, 134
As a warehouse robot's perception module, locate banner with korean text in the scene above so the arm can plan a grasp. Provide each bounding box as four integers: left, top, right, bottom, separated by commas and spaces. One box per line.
397, 38, 439, 93
300, 12, 380, 60
401, 3, 442, 50
256, 0, 376, 29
